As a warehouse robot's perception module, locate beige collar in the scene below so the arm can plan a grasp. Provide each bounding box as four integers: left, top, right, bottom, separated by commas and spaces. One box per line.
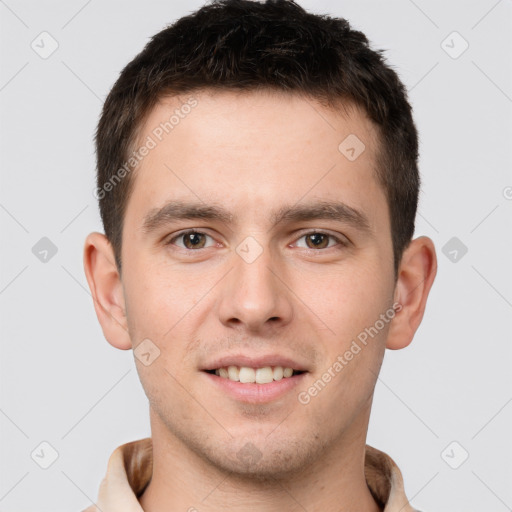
83, 438, 416, 512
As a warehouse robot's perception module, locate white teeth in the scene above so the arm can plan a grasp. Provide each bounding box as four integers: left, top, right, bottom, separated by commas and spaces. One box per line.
273, 366, 284, 380
255, 367, 273, 384
228, 365, 240, 381
213, 365, 298, 383
239, 367, 255, 383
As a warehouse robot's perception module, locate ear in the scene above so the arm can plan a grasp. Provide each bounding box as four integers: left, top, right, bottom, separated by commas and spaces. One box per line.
386, 236, 437, 350
83, 232, 132, 350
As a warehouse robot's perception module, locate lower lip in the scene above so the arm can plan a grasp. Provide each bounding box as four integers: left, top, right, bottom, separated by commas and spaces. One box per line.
202, 371, 307, 403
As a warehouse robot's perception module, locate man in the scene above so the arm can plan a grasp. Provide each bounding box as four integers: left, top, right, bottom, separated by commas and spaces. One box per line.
83, 0, 437, 510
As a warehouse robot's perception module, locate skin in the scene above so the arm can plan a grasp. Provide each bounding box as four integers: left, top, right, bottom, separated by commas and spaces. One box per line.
84, 89, 437, 512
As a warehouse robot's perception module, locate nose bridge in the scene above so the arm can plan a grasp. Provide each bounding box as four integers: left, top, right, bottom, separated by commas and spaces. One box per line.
218, 237, 293, 330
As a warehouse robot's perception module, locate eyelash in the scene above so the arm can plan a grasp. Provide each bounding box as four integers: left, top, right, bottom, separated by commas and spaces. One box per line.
166, 229, 348, 252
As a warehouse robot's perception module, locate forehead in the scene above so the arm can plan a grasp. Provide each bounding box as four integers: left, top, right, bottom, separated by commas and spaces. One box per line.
126, 89, 387, 231
138, 89, 380, 156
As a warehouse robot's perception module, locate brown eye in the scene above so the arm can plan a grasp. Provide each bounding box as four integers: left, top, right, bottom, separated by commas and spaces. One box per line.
182, 232, 206, 249
168, 230, 214, 250
295, 231, 345, 250
305, 233, 330, 249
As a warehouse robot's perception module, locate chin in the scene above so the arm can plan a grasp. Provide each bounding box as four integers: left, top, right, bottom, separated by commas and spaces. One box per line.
196, 432, 326, 482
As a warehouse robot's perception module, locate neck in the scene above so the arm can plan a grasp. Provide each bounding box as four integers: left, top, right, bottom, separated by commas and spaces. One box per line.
139, 408, 381, 512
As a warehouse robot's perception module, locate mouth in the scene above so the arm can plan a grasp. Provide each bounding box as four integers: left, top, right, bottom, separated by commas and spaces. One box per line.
203, 366, 306, 384
201, 365, 308, 404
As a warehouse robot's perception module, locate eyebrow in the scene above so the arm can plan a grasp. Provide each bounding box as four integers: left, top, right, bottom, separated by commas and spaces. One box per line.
142, 199, 371, 234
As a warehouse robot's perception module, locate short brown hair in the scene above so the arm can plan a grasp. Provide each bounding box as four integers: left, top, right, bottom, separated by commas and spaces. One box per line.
95, 0, 419, 276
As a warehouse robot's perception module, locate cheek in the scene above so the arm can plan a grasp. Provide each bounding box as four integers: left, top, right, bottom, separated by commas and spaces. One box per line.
298, 260, 392, 401
123, 256, 191, 337
134, 357, 193, 428
123, 262, 210, 380
307, 261, 393, 338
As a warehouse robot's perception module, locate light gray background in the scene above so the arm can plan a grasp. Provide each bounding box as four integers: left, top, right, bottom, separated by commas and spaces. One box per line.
1, 1, 511, 511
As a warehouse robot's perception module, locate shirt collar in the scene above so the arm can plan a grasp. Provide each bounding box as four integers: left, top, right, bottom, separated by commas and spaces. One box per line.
83, 438, 417, 512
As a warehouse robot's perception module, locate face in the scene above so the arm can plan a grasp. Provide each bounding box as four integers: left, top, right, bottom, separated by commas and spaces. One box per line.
118, 90, 398, 478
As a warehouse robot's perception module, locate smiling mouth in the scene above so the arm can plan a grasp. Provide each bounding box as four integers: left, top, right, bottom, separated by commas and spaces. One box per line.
203, 366, 306, 384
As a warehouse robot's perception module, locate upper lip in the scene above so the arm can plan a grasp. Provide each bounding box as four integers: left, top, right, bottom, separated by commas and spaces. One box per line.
201, 354, 309, 372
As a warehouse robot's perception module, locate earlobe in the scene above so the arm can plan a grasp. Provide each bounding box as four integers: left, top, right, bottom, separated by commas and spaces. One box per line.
83, 232, 132, 350
386, 236, 437, 350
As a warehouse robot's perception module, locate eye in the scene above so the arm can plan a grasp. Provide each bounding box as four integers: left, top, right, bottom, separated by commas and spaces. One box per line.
167, 230, 216, 250
294, 231, 347, 250
166, 230, 347, 252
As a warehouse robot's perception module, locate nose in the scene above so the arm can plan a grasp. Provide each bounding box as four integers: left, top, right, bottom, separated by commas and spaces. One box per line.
217, 241, 294, 333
